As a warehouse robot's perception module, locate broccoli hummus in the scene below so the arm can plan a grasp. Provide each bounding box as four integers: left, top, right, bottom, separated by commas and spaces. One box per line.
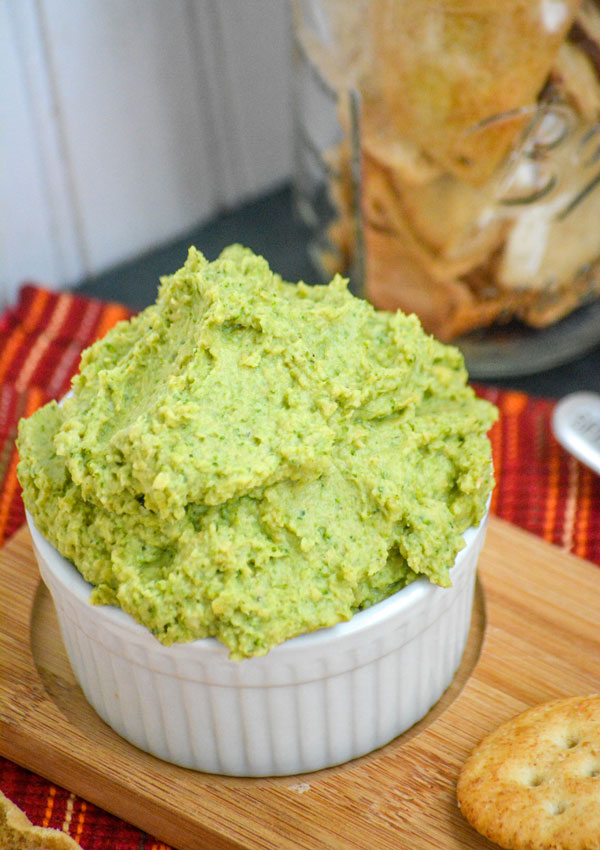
17, 245, 497, 659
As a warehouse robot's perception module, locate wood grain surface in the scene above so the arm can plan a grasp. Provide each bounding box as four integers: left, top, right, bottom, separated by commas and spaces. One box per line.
1, 518, 600, 850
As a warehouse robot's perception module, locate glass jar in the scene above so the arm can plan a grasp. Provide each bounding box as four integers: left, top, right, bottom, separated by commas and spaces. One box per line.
291, 0, 600, 376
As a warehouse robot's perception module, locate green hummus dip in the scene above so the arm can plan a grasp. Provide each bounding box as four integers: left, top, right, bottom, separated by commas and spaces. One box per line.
17, 245, 497, 659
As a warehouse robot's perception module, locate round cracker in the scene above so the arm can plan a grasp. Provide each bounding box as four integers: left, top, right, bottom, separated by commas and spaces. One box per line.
457, 695, 600, 850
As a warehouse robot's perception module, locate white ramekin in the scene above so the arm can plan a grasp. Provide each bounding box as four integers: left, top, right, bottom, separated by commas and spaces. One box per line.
27, 508, 489, 776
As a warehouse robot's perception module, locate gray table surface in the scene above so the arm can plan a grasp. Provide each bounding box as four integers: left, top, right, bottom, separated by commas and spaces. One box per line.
77, 185, 600, 400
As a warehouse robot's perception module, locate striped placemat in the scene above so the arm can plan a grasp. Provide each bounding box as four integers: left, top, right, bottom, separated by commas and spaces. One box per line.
1, 283, 599, 849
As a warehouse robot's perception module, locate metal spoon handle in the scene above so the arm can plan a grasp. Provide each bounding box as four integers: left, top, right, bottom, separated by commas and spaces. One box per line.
552, 391, 600, 477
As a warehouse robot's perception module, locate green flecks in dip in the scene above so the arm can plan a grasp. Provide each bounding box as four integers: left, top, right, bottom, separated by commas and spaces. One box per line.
17, 245, 497, 659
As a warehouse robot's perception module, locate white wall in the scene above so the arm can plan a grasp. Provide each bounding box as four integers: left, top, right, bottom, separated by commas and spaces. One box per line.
1, 0, 293, 304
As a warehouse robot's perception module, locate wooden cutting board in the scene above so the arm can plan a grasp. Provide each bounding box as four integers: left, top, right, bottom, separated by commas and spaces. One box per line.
1, 517, 600, 850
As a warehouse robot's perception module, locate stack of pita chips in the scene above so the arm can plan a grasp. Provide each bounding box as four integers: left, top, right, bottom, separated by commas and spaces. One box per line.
318, 0, 600, 340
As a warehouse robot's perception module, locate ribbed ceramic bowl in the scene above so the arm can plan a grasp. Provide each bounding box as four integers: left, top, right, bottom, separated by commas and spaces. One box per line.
27, 507, 489, 777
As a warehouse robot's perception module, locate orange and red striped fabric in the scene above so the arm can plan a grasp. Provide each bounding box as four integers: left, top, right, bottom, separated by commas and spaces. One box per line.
0, 283, 599, 848
0, 285, 130, 546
